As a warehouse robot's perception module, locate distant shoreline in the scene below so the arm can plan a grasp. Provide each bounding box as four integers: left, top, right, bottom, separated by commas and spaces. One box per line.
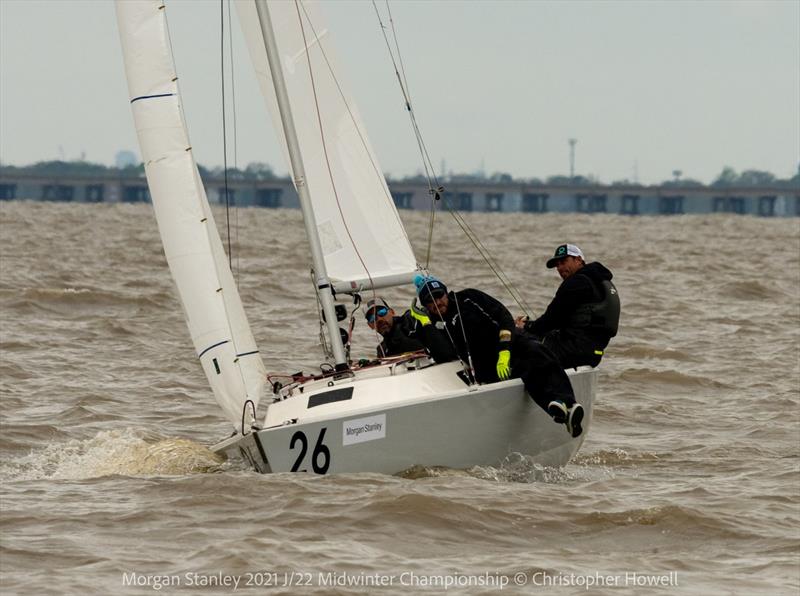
1, 161, 798, 217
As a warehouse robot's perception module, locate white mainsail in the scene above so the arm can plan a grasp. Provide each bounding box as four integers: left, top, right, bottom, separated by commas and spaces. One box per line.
236, 0, 418, 290
116, 0, 266, 429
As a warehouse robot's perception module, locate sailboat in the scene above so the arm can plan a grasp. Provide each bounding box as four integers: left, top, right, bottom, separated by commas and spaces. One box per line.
115, 0, 597, 475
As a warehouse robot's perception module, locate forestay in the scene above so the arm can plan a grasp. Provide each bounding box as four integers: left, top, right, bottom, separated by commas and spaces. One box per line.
236, 0, 418, 289
116, 1, 266, 429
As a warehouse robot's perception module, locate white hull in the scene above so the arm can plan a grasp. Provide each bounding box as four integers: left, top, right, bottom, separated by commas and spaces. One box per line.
213, 361, 597, 475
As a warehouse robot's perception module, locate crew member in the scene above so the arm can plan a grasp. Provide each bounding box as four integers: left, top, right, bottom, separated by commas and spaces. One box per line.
412, 275, 584, 437
365, 297, 425, 358
518, 244, 620, 369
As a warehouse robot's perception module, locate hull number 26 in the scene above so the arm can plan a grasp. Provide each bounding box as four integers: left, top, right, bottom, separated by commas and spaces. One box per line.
290, 428, 331, 474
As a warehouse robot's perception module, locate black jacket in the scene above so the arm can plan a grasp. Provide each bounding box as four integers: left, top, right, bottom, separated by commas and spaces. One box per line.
424, 289, 515, 383
377, 312, 425, 357
525, 261, 616, 342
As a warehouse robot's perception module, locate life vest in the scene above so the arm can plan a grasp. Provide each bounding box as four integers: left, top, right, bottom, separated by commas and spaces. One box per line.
568, 275, 620, 337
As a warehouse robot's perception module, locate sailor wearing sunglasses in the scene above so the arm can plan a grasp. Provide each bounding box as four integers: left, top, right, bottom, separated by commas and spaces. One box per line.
364, 297, 426, 358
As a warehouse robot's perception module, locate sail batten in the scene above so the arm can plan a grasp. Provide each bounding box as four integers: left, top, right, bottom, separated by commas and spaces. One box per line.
236, 0, 418, 285
116, 1, 266, 430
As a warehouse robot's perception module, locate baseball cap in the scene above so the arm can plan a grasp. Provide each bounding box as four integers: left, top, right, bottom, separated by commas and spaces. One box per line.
546, 244, 585, 268
364, 297, 390, 319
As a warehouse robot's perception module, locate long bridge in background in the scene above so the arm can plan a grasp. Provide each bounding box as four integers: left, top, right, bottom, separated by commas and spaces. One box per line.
1, 170, 798, 217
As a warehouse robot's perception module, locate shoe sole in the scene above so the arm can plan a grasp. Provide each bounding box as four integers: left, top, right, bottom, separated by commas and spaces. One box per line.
567, 404, 584, 438
547, 401, 568, 424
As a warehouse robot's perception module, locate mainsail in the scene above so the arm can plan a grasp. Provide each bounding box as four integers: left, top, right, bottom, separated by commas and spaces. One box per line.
116, 1, 266, 429
236, 0, 418, 290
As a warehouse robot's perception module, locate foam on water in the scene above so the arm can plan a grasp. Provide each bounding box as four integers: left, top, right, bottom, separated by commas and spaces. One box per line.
2, 428, 224, 481
399, 452, 617, 484
573, 447, 664, 467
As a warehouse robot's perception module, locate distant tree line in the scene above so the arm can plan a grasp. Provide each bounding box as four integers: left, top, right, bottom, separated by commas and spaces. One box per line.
2, 160, 798, 189
0, 160, 145, 178
0, 160, 281, 182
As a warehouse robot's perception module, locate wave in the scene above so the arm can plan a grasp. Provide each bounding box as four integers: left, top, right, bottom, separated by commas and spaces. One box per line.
611, 367, 731, 389
572, 505, 751, 538
1, 429, 223, 481
0, 424, 72, 455
399, 452, 615, 484
716, 280, 781, 301
614, 345, 695, 362
0, 287, 174, 312
0, 359, 32, 380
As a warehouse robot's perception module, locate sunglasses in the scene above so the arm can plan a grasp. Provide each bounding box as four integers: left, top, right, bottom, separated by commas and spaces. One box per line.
366, 306, 389, 324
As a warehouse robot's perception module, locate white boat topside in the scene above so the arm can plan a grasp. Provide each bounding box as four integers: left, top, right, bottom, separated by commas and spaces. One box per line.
261, 357, 593, 430
216, 359, 597, 474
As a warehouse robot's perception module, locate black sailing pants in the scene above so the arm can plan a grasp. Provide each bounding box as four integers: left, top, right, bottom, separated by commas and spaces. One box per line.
510, 332, 576, 412
540, 329, 605, 370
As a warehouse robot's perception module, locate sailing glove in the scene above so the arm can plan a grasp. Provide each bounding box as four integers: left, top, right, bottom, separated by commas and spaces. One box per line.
409, 300, 431, 326
496, 340, 512, 380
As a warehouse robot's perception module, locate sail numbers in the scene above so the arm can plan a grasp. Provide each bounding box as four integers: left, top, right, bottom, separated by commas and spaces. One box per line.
289, 428, 331, 474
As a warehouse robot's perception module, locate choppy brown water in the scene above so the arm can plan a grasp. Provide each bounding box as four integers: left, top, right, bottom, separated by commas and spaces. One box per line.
1, 201, 798, 595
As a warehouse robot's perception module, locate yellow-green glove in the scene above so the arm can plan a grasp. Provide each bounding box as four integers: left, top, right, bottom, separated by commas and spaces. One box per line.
409, 300, 431, 326
496, 347, 511, 380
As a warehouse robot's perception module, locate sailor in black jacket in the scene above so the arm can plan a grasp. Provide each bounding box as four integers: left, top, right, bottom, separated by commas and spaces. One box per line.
412, 275, 584, 437
365, 297, 455, 361
519, 244, 620, 369
365, 297, 425, 358
427, 286, 513, 384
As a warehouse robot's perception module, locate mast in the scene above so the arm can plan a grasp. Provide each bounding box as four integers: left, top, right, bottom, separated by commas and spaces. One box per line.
253, 0, 348, 369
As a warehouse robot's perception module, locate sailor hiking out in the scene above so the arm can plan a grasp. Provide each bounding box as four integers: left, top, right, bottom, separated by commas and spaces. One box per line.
517, 244, 620, 370
411, 275, 584, 437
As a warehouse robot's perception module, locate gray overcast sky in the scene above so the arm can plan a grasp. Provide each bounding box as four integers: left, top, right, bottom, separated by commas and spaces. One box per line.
1, 0, 798, 185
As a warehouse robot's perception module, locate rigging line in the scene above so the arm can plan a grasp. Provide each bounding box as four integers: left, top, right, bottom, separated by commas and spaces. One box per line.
386, 0, 442, 189
296, 1, 411, 252
385, 1, 412, 122
220, 0, 233, 271
160, 2, 253, 406
373, 2, 531, 316
212, 0, 252, 393
293, 0, 376, 292
293, 4, 384, 349
164, 0, 246, 346
442, 197, 534, 317
372, 1, 440, 267
449, 208, 528, 313
425, 196, 436, 268
443, 203, 520, 309
294, 2, 384, 354
452, 294, 477, 384
226, 0, 238, 170
227, 0, 240, 283
385, 1, 440, 189
371, 1, 438, 188
311, 269, 333, 359
424, 293, 474, 384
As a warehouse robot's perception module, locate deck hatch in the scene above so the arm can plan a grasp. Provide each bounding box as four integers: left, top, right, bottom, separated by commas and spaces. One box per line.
308, 387, 354, 408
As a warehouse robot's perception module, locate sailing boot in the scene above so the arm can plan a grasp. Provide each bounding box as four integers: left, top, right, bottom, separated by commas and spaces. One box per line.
547, 400, 568, 424
566, 403, 584, 438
